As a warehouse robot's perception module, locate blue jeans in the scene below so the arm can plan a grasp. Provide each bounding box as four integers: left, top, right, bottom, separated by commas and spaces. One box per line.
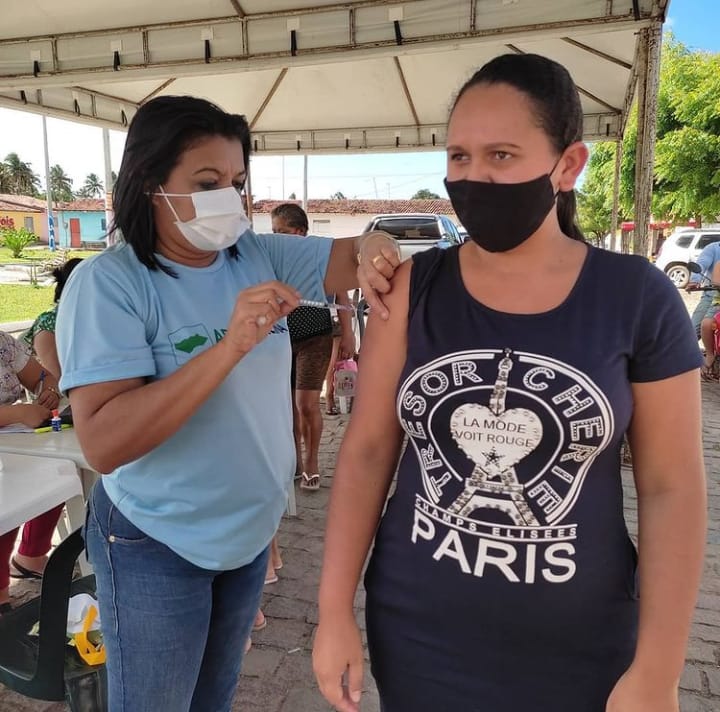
84, 481, 268, 712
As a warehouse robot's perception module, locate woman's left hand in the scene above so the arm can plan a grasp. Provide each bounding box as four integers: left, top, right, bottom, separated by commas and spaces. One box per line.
36, 385, 60, 410
339, 331, 356, 360
357, 231, 401, 320
606, 667, 679, 712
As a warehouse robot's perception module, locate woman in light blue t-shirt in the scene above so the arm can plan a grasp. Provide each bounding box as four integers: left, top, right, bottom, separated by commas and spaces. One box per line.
56, 95, 399, 712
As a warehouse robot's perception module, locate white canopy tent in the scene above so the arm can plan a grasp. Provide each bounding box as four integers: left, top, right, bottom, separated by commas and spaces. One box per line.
0, 0, 669, 251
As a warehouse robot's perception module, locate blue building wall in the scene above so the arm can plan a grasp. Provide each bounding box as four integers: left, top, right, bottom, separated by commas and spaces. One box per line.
56, 210, 107, 247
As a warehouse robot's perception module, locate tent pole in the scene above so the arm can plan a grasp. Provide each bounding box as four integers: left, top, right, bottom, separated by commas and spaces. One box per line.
633, 23, 662, 258
41, 115, 55, 251
610, 138, 623, 253
102, 127, 114, 245
302, 154, 308, 212
245, 159, 254, 227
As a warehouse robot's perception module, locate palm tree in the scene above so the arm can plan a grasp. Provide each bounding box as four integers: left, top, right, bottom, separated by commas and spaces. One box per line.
78, 173, 104, 198
4, 152, 41, 196
49, 164, 74, 203
0, 163, 12, 194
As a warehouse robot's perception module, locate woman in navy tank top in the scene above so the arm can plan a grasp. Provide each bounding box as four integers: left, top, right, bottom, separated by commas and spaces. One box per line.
313, 53, 705, 712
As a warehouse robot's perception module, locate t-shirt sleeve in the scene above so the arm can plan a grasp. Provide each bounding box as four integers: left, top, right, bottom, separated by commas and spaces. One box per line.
57, 257, 157, 393
629, 262, 703, 382
254, 233, 333, 302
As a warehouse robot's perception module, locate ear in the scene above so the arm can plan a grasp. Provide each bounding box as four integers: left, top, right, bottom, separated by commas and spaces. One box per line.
556, 141, 588, 192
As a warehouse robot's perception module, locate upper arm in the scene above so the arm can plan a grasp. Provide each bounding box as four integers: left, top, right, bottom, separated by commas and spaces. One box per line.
33, 330, 60, 379
340, 260, 411, 460
628, 373, 704, 495
627, 262, 704, 494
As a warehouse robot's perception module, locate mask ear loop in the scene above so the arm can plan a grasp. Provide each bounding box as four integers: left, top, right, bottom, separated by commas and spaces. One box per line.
548, 153, 566, 201
158, 185, 183, 222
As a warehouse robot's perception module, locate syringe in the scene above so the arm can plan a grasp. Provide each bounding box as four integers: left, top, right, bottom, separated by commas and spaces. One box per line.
297, 299, 355, 312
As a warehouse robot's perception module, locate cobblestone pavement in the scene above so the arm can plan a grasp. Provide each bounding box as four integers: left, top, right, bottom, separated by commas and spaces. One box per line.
3, 380, 720, 710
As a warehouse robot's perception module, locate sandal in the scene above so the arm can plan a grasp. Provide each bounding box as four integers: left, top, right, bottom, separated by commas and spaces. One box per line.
701, 364, 715, 382
300, 472, 321, 491
244, 637, 252, 654
325, 404, 339, 416
264, 573, 279, 585
252, 611, 267, 632
10, 558, 43, 580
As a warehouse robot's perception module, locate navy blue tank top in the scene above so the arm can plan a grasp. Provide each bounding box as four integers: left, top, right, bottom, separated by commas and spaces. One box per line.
364, 245, 701, 712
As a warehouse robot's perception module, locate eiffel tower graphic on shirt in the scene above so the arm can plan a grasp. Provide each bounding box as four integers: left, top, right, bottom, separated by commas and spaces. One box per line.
447, 350, 541, 526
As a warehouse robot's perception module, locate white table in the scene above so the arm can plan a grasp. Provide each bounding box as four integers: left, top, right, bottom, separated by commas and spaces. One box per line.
0, 453, 84, 537
0, 428, 297, 516
0, 429, 96, 498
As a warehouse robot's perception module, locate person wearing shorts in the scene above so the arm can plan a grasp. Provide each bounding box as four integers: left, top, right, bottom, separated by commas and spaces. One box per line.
273, 203, 334, 491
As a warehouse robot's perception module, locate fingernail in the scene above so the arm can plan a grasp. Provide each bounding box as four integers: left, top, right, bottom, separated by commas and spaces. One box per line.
350, 690, 361, 703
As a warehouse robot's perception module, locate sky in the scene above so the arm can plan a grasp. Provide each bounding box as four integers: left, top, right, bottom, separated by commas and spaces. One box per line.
0, 0, 716, 201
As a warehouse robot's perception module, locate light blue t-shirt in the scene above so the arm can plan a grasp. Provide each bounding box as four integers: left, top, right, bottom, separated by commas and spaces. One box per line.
57, 231, 332, 570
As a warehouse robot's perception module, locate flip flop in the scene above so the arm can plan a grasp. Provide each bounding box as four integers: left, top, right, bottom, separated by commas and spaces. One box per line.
264, 573, 279, 585
701, 364, 715, 382
252, 611, 267, 632
244, 637, 252, 654
325, 405, 340, 416
300, 473, 320, 491
10, 558, 43, 580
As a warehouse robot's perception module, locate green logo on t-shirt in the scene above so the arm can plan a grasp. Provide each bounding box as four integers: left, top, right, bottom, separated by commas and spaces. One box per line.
173, 333, 209, 354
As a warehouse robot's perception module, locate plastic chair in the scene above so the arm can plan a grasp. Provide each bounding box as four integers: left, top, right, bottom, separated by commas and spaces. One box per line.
0, 528, 107, 711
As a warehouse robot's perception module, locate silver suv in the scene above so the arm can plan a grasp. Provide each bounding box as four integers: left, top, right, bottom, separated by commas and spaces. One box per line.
655, 228, 720, 288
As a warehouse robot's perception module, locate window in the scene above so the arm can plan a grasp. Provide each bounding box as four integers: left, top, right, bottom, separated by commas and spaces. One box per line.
440, 217, 462, 244
372, 217, 441, 240
24, 216, 34, 232
675, 235, 694, 248
101, 218, 107, 231
696, 234, 720, 249
312, 219, 331, 236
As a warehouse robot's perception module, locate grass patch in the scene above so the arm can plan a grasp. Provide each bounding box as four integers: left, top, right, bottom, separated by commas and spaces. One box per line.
0, 284, 54, 323
0, 246, 97, 264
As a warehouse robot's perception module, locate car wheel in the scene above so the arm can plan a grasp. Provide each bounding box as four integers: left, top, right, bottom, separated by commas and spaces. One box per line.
666, 264, 690, 289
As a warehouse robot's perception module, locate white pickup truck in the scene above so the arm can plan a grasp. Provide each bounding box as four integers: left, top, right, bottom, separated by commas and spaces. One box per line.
363, 213, 464, 260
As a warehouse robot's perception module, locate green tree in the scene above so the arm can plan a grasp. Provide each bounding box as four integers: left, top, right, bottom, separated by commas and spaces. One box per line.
77, 172, 104, 198
581, 36, 720, 241
3, 152, 40, 196
49, 164, 74, 202
577, 143, 617, 244
412, 188, 441, 199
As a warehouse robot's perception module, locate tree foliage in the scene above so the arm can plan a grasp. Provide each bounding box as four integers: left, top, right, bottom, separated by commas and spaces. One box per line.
77, 172, 104, 198
50, 164, 74, 203
581, 36, 720, 229
411, 188, 441, 199
1, 153, 41, 196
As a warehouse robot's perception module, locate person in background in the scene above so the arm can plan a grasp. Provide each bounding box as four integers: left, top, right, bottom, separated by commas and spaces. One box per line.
271, 203, 353, 488
56, 95, 399, 712
324, 293, 356, 416
313, 53, 705, 712
685, 240, 720, 379
23, 257, 83, 379
0, 331, 61, 615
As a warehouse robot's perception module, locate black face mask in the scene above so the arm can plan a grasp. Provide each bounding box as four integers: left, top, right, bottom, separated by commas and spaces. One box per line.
444, 162, 560, 253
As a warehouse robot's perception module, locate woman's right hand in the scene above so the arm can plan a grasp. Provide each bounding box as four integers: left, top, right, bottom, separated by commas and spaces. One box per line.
14, 403, 52, 428
313, 613, 365, 712
223, 281, 300, 359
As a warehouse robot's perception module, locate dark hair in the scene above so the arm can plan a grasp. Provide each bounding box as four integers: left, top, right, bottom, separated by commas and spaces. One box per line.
270, 203, 309, 233
112, 95, 251, 275
52, 257, 83, 302
452, 54, 585, 241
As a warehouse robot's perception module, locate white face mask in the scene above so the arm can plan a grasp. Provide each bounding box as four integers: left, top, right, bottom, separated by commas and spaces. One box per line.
158, 186, 251, 252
